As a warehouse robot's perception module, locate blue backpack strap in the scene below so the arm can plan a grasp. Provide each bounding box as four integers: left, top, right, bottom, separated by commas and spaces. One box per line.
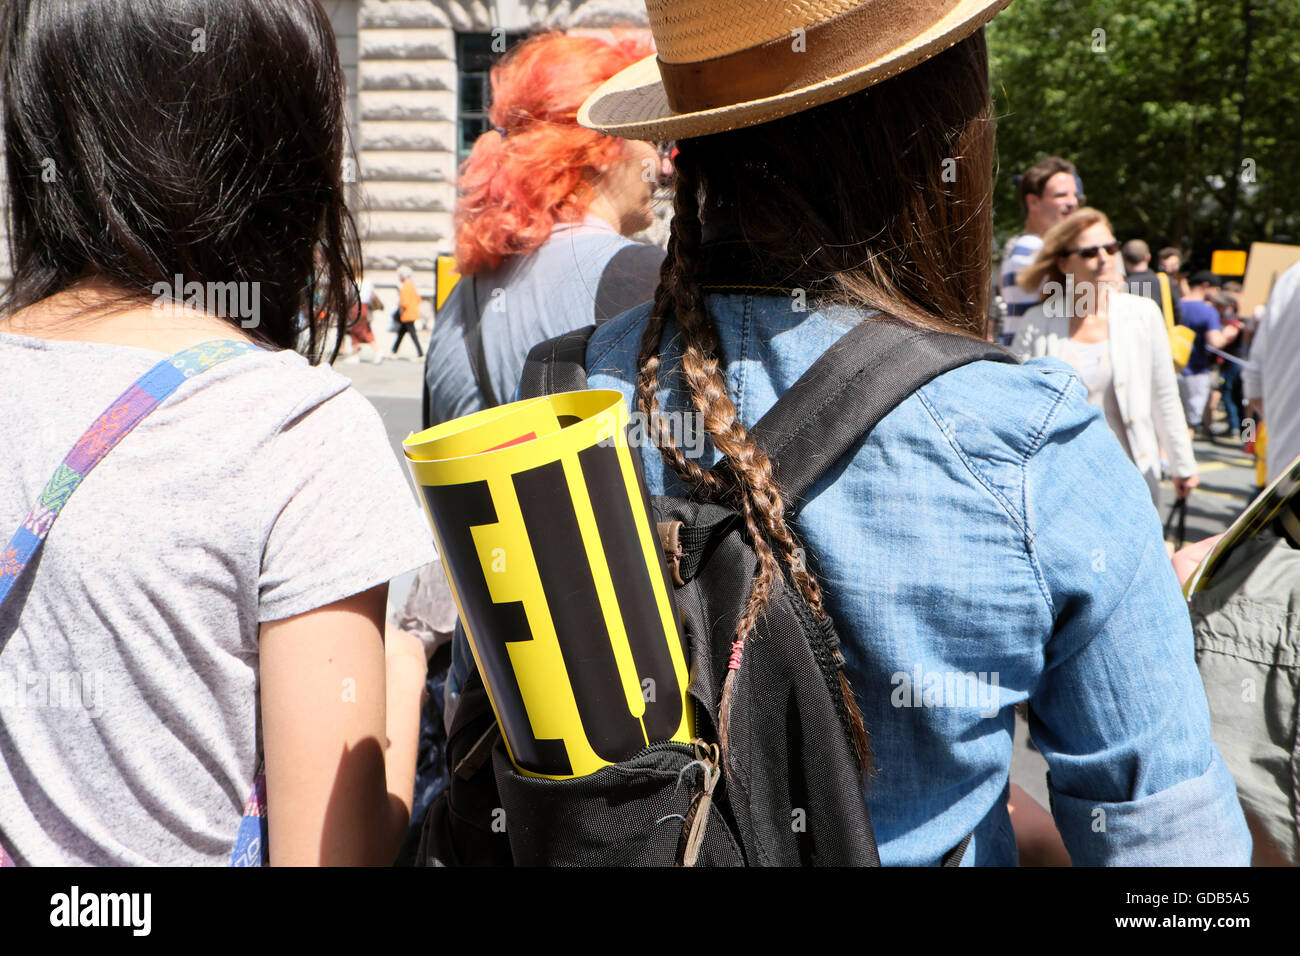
0, 337, 268, 867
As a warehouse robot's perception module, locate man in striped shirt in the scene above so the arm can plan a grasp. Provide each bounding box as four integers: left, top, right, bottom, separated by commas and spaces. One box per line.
998, 156, 1080, 345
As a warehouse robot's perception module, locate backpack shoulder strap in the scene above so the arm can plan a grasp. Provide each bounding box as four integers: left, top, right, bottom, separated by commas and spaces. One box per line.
458, 276, 497, 409
520, 325, 597, 399
746, 318, 1008, 869
747, 317, 1018, 508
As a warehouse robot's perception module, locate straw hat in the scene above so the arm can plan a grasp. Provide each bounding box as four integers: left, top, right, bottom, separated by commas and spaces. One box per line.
579, 0, 1014, 140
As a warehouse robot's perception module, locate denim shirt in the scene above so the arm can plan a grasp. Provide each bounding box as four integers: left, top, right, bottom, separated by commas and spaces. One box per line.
577, 294, 1251, 866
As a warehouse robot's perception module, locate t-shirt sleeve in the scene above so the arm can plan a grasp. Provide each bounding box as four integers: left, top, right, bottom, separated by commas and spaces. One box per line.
257, 386, 439, 622
1177, 300, 1217, 331
999, 236, 1039, 292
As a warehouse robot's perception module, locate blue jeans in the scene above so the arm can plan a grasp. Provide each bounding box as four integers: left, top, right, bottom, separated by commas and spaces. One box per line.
1218, 362, 1243, 432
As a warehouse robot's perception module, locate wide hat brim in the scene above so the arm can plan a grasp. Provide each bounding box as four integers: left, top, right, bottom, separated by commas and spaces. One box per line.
579, 0, 1013, 141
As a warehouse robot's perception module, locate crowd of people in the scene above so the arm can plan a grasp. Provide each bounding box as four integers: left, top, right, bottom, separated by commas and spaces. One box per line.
0, 0, 1294, 870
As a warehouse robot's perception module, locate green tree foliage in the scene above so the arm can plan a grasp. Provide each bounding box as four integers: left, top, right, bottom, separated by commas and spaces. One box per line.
988, 0, 1300, 266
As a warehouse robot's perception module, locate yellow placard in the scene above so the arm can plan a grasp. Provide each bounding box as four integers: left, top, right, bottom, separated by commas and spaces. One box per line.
435, 255, 461, 312
404, 390, 692, 779
1210, 250, 1248, 277
1240, 242, 1300, 316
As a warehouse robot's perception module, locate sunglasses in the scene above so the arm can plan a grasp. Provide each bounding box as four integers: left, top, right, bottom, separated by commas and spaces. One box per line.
1066, 240, 1120, 260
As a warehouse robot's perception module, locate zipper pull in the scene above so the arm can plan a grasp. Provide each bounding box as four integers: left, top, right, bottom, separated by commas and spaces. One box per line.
676, 740, 721, 867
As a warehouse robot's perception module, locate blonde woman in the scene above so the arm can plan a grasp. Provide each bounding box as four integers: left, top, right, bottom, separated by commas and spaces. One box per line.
1010, 208, 1198, 506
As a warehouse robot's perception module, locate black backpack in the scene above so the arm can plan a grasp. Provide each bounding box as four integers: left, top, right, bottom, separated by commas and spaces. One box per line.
418, 315, 1016, 867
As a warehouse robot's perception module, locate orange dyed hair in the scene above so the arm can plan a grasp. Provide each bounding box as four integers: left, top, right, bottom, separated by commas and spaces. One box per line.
453, 32, 651, 275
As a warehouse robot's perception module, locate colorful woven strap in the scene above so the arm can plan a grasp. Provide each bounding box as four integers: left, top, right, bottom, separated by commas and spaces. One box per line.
229, 766, 269, 867
0, 339, 261, 613
0, 337, 270, 867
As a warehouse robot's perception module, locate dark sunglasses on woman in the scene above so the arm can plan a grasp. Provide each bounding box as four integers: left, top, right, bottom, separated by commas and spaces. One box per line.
1068, 240, 1121, 260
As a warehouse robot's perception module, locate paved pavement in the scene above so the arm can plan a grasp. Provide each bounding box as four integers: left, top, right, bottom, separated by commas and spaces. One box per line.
333, 346, 1262, 810
1154, 432, 1260, 544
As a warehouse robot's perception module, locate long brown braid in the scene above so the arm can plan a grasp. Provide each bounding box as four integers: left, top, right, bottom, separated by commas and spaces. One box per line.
634, 31, 997, 775
636, 144, 871, 770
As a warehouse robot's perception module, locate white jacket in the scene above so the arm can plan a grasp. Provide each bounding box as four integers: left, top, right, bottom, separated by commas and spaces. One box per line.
1243, 259, 1300, 484
1010, 291, 1196, 501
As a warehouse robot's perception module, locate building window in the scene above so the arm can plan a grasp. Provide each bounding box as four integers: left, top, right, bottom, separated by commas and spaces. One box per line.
456, 32, 526, 165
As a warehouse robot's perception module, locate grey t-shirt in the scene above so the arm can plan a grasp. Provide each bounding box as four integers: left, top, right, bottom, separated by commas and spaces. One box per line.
425, 216, 665, 424
0, 332, 438, 865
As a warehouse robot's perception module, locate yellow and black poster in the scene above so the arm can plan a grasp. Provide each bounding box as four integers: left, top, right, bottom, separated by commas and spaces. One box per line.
403, 391, 691, 779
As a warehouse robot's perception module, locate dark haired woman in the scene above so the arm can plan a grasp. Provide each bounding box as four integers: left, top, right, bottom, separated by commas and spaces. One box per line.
0, 0, 435, 865
573, 0, 1249, 865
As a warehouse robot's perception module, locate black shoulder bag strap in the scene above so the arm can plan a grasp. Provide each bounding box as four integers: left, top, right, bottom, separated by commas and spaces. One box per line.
520, 324, 597, 398
743, 317, 1015, 868
460, 275, 497, 409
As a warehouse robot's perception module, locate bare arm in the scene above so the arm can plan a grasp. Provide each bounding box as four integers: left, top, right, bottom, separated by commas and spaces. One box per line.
1008, 783, 1071, 866
259, 584, 427, 866
1206, 324, 1238, 350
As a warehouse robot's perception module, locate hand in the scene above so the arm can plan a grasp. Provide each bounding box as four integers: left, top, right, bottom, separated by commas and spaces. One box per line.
1246, 398, 1264, 421
1173, 474, 1199, 499
1172, 534, 1223, 587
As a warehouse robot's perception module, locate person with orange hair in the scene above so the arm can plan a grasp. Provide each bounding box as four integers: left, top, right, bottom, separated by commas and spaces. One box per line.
402, 32, 671, 856
424, 31, 670, 424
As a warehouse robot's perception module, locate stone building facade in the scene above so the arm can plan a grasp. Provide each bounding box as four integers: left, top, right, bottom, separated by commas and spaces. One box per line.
0, 0, 653, 307
355, 1, 653, 304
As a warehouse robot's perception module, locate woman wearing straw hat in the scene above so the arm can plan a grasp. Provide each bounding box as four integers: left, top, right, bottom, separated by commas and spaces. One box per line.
573, 0, 1249, 865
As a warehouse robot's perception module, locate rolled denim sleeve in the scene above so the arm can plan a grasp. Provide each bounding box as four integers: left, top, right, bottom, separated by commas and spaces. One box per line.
1022, 363, 1250, 865
1048, 749, 1249, 865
